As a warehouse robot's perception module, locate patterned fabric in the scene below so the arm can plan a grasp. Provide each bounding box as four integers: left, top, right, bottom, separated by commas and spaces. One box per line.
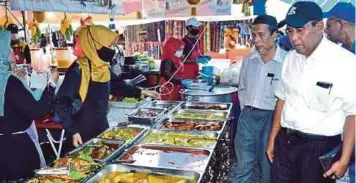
0, 29, 12, 116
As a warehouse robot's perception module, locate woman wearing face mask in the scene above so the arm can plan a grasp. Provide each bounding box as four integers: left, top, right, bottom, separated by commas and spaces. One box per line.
159, 37, 185, 101
7, 24, 32, 65
109, 44, 160, 99
0, 29, 57, 181
54, 25, 117, 148
181, 17, 204, 79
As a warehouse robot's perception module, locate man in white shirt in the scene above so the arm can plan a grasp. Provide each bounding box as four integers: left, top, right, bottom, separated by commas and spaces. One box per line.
324, 3, 356, 183
266, 2, 356, 183
232, 15, 287, 183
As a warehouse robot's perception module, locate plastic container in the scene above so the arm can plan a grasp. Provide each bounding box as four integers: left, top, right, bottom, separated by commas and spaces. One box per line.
30, 48, 50, 73
202, 66, 214, 77
55, 47, 75, 69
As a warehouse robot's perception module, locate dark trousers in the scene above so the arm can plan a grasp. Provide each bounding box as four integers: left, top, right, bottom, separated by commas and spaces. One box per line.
272, 128, 341, 183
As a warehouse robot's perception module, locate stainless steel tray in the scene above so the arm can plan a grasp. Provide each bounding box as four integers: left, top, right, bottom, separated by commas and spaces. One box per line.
67, 138, 127, 165
142, 100, 183, 114
116, 145, 212, 172
97, 125, 148, 145
171, 109, 230, 121
85, 164, 202, 183
110, 98, 151, 109
127, 108, 166, 125
138, 129, 219, 150
157, 119, 227, 135
30, 156, 101, 183
180, 102, 232, 112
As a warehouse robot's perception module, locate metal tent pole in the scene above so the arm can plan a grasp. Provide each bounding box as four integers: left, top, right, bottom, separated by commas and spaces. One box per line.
21, 11, 27, 41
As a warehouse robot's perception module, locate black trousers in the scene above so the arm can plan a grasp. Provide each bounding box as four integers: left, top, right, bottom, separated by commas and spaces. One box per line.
272, 128, 341, 183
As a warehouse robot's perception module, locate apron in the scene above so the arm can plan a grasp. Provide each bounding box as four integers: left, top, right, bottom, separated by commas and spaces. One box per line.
183, 37, 201, 79
26, 121, 46, 167
22, 78, 47, 167
159, 60, 185, 101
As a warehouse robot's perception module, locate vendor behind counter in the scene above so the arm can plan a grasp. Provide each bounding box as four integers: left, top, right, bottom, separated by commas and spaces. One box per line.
7, 24, 31, 65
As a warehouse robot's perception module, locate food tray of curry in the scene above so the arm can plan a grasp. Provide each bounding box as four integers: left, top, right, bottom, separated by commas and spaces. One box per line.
180, 102, 232, 111
158, 119, 226, 134
85, 164, 201, 183
116, 145, 212, 172
171, 109, 229, 121
27, 157, 101, 183
68, 138, 127, 165
142, 100, 183, 114
138, 130, 218, 149
127, 108, 166, 124
98, 126, 147, 145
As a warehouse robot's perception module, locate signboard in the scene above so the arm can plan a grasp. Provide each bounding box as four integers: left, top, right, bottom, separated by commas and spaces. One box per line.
142, 0, 232, 18
10, 0, 233, 18
10, 0, 125, 15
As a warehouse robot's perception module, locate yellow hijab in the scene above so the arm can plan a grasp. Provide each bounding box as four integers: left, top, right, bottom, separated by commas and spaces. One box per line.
76, 25, 118, 102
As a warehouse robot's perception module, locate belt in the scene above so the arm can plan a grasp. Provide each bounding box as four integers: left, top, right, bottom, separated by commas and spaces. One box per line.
282, 128, 341, 141
0, 131, 26, 136
245, 106, 272, 111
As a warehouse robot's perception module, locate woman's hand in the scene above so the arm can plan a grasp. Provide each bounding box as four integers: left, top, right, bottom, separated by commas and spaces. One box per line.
72, 133, 83, 147
141, 89, 160, 99
50, 68, 59, 84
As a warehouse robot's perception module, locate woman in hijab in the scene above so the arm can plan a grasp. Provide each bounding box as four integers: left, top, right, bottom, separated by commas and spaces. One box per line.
0, 29, 57, 180
54, 25, 119, 148
159, 37, 185, 101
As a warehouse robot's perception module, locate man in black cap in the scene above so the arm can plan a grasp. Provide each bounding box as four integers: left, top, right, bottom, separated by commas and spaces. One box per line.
266, 1, 356, 183
7, 24, 31, 65
232, 14, 287, 183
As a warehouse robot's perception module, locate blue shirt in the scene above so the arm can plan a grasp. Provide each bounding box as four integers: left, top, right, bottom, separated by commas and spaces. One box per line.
238, 46, 287, 110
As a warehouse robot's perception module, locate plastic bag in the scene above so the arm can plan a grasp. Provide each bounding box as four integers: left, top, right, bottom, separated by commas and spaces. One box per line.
220, 60, 243, 86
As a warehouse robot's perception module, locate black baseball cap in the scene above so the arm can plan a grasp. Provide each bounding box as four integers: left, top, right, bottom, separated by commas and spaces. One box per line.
7, 24, 19, 34
285, 1, 323, 28
253, 15, 278, 28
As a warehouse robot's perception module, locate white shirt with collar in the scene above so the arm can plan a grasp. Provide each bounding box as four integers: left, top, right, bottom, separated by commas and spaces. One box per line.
275, 37, 356, 136
238, 45, 287, 110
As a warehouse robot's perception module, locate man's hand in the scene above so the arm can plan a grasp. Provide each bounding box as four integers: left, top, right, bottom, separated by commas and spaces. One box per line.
266, 140, 275, 163
324, 160, 349, 179
72, 133, 83, 147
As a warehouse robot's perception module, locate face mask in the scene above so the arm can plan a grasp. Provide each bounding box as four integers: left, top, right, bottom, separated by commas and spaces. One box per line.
73, 41, 85, 58
175, 50, 184, 58
11, 34, 19, 41
96, 46, 116, 63
189, 28, 200, 36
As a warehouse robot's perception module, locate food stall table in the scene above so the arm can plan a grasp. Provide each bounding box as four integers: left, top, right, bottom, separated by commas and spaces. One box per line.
35, 121, 65, 160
